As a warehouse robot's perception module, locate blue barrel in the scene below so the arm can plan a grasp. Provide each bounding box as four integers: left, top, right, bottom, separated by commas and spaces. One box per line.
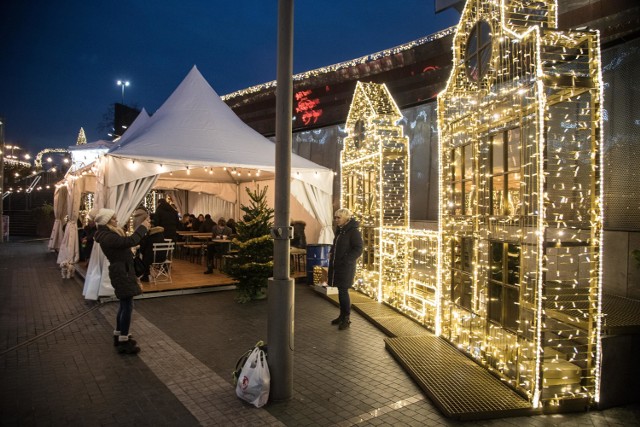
306, 244, 331, 284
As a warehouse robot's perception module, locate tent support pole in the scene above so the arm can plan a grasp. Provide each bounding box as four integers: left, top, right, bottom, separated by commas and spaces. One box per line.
268, 0, 294, 402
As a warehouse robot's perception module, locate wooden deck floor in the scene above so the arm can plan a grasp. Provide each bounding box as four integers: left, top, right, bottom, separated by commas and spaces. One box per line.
75, 257, 306, 296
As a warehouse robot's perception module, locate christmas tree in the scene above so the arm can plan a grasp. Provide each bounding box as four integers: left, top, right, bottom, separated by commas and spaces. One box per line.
225, 186, 274, 303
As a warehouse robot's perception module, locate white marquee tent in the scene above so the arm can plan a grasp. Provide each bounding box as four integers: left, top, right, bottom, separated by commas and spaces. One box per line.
79, 66, 334, 300
49, 139, 115, 254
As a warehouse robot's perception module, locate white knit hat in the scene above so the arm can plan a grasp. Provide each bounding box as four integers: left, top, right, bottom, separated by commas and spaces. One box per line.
94, 208, 116, 226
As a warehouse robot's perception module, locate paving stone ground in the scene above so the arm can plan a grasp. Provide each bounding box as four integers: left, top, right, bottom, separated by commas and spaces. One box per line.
1, 240, 639, 426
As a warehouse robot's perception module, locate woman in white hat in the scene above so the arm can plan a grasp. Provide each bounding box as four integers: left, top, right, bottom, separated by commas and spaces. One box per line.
94, 208, 150, 354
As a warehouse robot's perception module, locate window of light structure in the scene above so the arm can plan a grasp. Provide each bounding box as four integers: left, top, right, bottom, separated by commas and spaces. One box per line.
357, 170, 377, 272
360, 226, 376, 271
452, 237, 473, 310
488, 241, 521, 332
450, 143, 474, 216
465, 20, 493, 83
490, 128, 521, 216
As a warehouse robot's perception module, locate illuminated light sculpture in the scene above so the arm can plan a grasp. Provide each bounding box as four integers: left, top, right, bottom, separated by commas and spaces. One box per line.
34, 148, 71, 170
437, 0, 602, 408
340, 0, 603, 412
341, 81, 412, 305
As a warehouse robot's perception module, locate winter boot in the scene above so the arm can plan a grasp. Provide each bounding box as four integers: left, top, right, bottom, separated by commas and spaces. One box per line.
338, 316, 351, 330
331, 314, 344, 325
117, 336, 140, 354
113, 332, 136, 347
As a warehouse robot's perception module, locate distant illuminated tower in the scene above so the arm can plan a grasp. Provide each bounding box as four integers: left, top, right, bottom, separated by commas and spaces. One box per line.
341, 81, 409, 302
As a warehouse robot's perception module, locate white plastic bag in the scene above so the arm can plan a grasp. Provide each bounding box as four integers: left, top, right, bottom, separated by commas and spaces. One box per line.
235, 346, 270, 408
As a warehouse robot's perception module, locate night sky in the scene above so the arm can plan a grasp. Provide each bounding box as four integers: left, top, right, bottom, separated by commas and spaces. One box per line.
1, 1, 459, 156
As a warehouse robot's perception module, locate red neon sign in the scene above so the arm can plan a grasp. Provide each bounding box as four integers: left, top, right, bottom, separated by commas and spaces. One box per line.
295, 89, 323, 125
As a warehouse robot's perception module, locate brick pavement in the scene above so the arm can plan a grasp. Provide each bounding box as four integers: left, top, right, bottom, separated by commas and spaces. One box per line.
1, 240, 639, 426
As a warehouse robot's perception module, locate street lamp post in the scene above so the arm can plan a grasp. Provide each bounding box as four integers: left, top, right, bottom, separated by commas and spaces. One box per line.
117, 80, 130, 104
0, 117, 4, 243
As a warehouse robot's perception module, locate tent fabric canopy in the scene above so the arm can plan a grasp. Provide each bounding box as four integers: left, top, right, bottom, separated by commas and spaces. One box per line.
106, 66, 333, 195
81, 66, 334, 300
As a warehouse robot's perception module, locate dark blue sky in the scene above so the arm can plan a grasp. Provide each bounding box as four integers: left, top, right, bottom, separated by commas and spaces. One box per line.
1, 1, 459, 156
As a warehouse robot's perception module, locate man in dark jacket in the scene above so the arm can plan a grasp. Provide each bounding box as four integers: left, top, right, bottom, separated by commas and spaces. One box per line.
133, 209, 166, 282
154, 198, 179, 241
94, 208, 150, 354
328, 208, 363, 330
199, 214, 215, 233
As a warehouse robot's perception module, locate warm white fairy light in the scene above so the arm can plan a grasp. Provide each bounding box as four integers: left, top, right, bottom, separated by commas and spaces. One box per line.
436, 0, 603, 408
341, 81, 410, 305
593, 28, 605, 404
221, 28, 456, 102
333, 0, 602, 410
34, 148, 70, 169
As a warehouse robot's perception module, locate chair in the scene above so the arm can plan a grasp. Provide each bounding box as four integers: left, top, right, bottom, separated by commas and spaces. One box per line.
150, 242, 175, 283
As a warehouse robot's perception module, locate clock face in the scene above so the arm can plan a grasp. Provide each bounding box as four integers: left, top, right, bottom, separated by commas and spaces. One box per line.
353, 119, 366, 149
465, 20, 493, 82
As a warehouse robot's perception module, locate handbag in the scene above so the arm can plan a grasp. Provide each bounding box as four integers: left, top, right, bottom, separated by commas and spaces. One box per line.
235, 345, 270, 408
133, 252, 145, 277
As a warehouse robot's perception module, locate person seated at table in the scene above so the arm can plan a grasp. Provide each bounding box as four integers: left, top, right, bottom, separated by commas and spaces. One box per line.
226, 218, 237, 236
191, 214, 203, 232
204, 218, 233, 274
182, 214, 197, 232
178, 212, 191, 232
199, 214, 215, 233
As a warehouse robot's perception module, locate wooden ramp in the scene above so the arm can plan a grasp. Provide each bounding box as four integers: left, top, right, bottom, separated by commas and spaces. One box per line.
319, 289, 535, 420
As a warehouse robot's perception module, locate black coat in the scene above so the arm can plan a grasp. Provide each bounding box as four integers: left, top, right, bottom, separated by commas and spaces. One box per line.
154, 202, 179, 241
199, 218, 215, 233
94, 224, 148, 299
328, 219, 363, 289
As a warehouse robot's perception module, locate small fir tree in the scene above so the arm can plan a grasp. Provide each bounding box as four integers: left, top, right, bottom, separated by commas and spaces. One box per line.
225, 186, 274, 303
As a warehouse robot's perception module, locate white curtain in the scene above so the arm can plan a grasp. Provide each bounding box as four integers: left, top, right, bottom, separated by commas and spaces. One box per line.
165, 189, 187, 216
83, 158, 109, 300
56, 178, 81, 265
83, 172, 158, 300
291, 179, 334, 244
48, 185, 68, 251
189, 193, 234, 221
110, 175, 159, 223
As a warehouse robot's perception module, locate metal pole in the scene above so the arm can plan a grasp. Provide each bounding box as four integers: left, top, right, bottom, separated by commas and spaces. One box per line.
268, 0, 294, 401
0, 117, 4, 243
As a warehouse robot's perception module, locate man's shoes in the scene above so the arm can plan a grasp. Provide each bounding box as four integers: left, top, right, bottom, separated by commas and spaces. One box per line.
203, 269, 213, 274
331, 315, 343, 325
338, 316, 351, 330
